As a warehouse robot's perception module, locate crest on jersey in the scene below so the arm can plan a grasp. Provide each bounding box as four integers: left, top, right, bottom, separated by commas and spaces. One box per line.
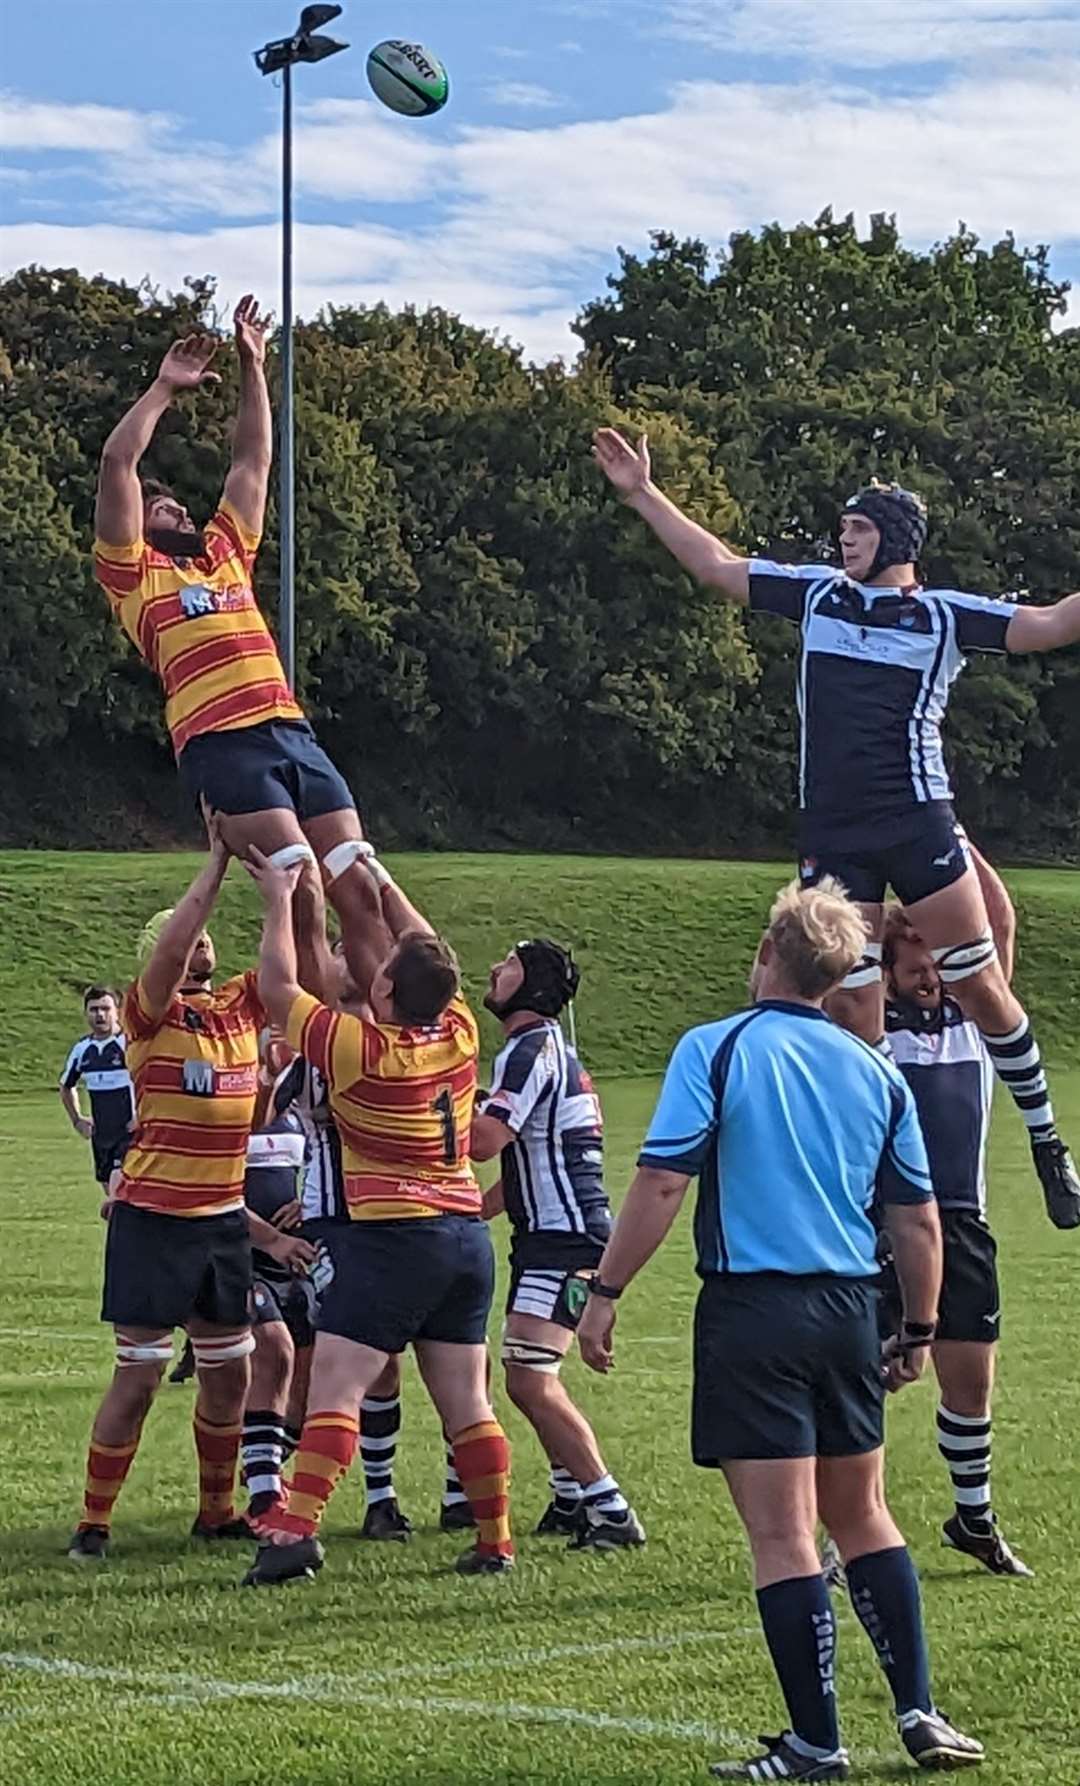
180, 584, 216, 618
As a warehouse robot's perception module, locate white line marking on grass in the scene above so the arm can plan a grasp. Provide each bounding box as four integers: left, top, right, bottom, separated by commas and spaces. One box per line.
361, 1627, 753, 1684
0, 1327, 105, 1343
0, 1650, 747, 1748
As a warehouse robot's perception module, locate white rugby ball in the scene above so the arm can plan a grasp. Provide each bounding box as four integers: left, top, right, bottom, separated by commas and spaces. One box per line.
366, 40, 449, 117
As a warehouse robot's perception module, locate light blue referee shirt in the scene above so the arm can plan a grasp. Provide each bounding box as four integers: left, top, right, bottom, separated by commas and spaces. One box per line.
639, 1001, 933, 1278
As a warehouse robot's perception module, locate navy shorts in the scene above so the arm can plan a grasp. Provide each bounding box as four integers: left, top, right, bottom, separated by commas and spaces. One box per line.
178, 719, 355, 821
317, 1216, 495, 1353
878, 1209, 1000, 1345
92, 1133, 130, 1187
251, 1272, 318, 1348
506, 1231, 605, 1331
692, 1272, 883, 1464
798, 801, 970, 907
102, 1202, 252, 1330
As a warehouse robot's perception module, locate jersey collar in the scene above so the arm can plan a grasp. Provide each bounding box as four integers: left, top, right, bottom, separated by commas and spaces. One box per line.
754, 999, 829, 1020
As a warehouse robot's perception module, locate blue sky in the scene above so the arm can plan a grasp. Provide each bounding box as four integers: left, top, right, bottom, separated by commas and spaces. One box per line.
2, 0, 1079, 360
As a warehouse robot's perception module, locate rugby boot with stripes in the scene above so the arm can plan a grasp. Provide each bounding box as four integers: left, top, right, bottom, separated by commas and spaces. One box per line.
942, 1514, 1033, 1578
569, 1506, 647, 1551
710, 1732, 849, 1780
1031, 1137, 1080, 1229
242, 1536, 324, 1587
534, 1499, 585, 1538
898, 1709, 984, 1769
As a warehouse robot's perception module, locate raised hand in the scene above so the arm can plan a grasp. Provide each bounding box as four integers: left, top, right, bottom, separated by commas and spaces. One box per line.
592, 427, 651, 499
157, 333, 221, 393
244, 844, 305, 905
234, 293, 269, 367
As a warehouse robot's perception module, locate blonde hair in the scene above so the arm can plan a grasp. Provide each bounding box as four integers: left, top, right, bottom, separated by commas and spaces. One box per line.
765, 876, 868, 1000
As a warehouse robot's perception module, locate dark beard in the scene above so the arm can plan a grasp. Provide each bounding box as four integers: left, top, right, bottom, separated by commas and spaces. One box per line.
147, 525, 206, 560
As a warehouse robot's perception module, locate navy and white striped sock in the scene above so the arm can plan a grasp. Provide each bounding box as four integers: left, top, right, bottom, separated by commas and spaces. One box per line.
241, 1408, 286, 1505
551, 1466, 583, 1518
937, 1406, 993, 1536
443, 1446, 468, 1509
582, 1473, 629, 1523
360, 1393, 400, 1507
983, 1017, 1056, 1141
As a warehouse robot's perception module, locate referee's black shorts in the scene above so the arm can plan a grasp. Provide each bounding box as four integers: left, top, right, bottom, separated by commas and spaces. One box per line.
692, 1271, 883, 1465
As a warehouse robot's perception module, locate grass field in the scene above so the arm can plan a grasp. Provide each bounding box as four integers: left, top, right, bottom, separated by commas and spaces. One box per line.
3, 1075, 1080, 1785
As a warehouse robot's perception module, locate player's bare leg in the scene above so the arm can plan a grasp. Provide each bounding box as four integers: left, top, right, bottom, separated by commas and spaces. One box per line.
414, 1340, 514, 1573
186, 1316, 253, 1538
69, 1325, 171, 1558
906, 868, 1080, 1228
502, 1312, 644, 1548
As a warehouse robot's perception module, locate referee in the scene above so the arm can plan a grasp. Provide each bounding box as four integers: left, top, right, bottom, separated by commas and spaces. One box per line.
578, 878, 984, 1781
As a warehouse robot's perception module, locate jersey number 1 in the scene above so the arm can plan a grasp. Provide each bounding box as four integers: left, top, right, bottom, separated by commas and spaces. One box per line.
431, 1087, 457, 1167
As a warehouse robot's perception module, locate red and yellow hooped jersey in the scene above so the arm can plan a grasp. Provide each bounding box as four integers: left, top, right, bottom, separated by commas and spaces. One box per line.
116, 971, 265, 1218
285, 991, 480, 1221
94, 501, 303, 758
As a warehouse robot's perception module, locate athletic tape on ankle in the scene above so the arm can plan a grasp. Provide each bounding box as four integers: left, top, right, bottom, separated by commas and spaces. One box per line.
116, 1336, 174, 1367
931, 933, 997, 983
841, 941, 883, 990
501, 1336, 564, 1374
191, 1332, 255, 1369
267, 843, 316, 871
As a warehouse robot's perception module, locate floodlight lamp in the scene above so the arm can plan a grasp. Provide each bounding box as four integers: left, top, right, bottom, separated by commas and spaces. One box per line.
254, 35, 294, 75
299, 4, 343, 31
296, 31, 348, 63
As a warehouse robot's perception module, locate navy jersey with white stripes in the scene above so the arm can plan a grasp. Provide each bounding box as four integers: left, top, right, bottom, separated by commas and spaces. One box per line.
886, 997, 994, 1215
60, 1033, 134, 1144
245, 1109, 307, 1281
273, 1055, 346, 1223
748, 563, 1017, 821
485, 1020, 610, 1240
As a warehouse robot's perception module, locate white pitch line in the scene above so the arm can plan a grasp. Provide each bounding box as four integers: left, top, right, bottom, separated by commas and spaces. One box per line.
0, 1327, 106, 1343
0, 1649, 748, 1748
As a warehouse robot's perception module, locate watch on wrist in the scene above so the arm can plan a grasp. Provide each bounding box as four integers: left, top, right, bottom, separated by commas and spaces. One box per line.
588, 1276, 623, 1301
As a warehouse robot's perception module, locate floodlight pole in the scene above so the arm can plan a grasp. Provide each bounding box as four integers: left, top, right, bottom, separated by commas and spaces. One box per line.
255, 6, 348, 692
280, 56, 296, 689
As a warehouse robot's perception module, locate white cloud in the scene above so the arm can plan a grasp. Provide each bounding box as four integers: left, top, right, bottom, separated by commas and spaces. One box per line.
487, 82, 563, 110
0, 95, 172, 152
662, 0, 1080, 68
2, 65, 1079, 363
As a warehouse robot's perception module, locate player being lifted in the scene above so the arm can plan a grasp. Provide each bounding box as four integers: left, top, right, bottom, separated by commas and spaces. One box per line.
93, 298, 387, 996
472, 940, 644, 1549
593, 431, 1080, 1230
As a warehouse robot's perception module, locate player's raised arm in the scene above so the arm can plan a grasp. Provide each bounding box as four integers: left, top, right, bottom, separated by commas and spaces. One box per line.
591, 428, 750, 601
1006, 590, 1080, 654
246, 848, 308, 1030
95, 335, 220, 547
138, 818, 232, 1022
222, 294, 272, 540
360, 849, 436, 942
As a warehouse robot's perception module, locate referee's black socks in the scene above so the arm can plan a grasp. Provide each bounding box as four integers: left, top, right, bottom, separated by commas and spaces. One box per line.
755, 1575, 840, 1755
846, 1546, 932, 1716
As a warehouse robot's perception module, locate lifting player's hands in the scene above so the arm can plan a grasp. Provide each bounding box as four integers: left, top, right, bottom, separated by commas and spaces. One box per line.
200, 796, 231, 868
157, 333, 221, 393
880, 1331, 930, 1395
577, 1293, 617, 1374
244, 844, 305, 905
592, 427, 651, 499
234, 293, 269, 367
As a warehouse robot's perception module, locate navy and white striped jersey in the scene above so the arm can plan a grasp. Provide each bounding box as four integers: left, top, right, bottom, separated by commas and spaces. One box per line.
486, 1020, 610, 1240
886, 997, 994, 1216
245, 1109, 307, 1281
274, 1055, 346, 1223
748, 563, 1017, 821
60, 1033, 134, 1144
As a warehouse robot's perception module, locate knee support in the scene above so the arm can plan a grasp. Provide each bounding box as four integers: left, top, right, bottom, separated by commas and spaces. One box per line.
841, 940, 883, 991
116, 1334, 174, 1369
190, 1331, 255, 1370
501, 1335, 564, 1376
932, 933, 997, 984
267, 843, 317, 872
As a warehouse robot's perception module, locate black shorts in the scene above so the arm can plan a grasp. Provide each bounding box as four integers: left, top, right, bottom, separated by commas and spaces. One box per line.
692, 1272, 883, 1465
92, 1133, 129, 1187
317, 1216, 495, 1352
178, 719, 354, 821
506, 1232, 604, 1331
879, 1209, 1000, 1344
251, 1273, 318, 1348
798, 801, 970, 907
102, 1202, 252, 1330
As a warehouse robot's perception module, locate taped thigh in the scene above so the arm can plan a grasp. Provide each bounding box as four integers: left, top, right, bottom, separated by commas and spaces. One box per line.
840, 940, 883, 991
931, 933, 997, 984
501, 1331, 564, 1376
115, 1332, 174, 1369
190, 1330, 255, 1370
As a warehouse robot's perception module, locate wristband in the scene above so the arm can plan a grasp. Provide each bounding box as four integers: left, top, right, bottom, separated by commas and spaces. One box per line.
897, 1318, 937, 1353
588, 1277, 623, 1301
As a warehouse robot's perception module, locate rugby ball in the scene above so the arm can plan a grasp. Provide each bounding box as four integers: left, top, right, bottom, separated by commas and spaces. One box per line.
366, 40, 449, 117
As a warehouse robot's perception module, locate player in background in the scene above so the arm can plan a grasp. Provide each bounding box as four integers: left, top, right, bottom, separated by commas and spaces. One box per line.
593, 431, 1080, 1230
68, 824, 283, 1559
241, 849, 512, 1586
472, 940, 645, 1550
59, 987, 134, 1190
92, 299, 389, 1000
881, 892, 1031, 1578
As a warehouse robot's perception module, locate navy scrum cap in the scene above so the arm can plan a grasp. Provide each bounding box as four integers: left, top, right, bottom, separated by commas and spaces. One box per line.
495, 939, 580, 1019
843, 480, 928, 577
